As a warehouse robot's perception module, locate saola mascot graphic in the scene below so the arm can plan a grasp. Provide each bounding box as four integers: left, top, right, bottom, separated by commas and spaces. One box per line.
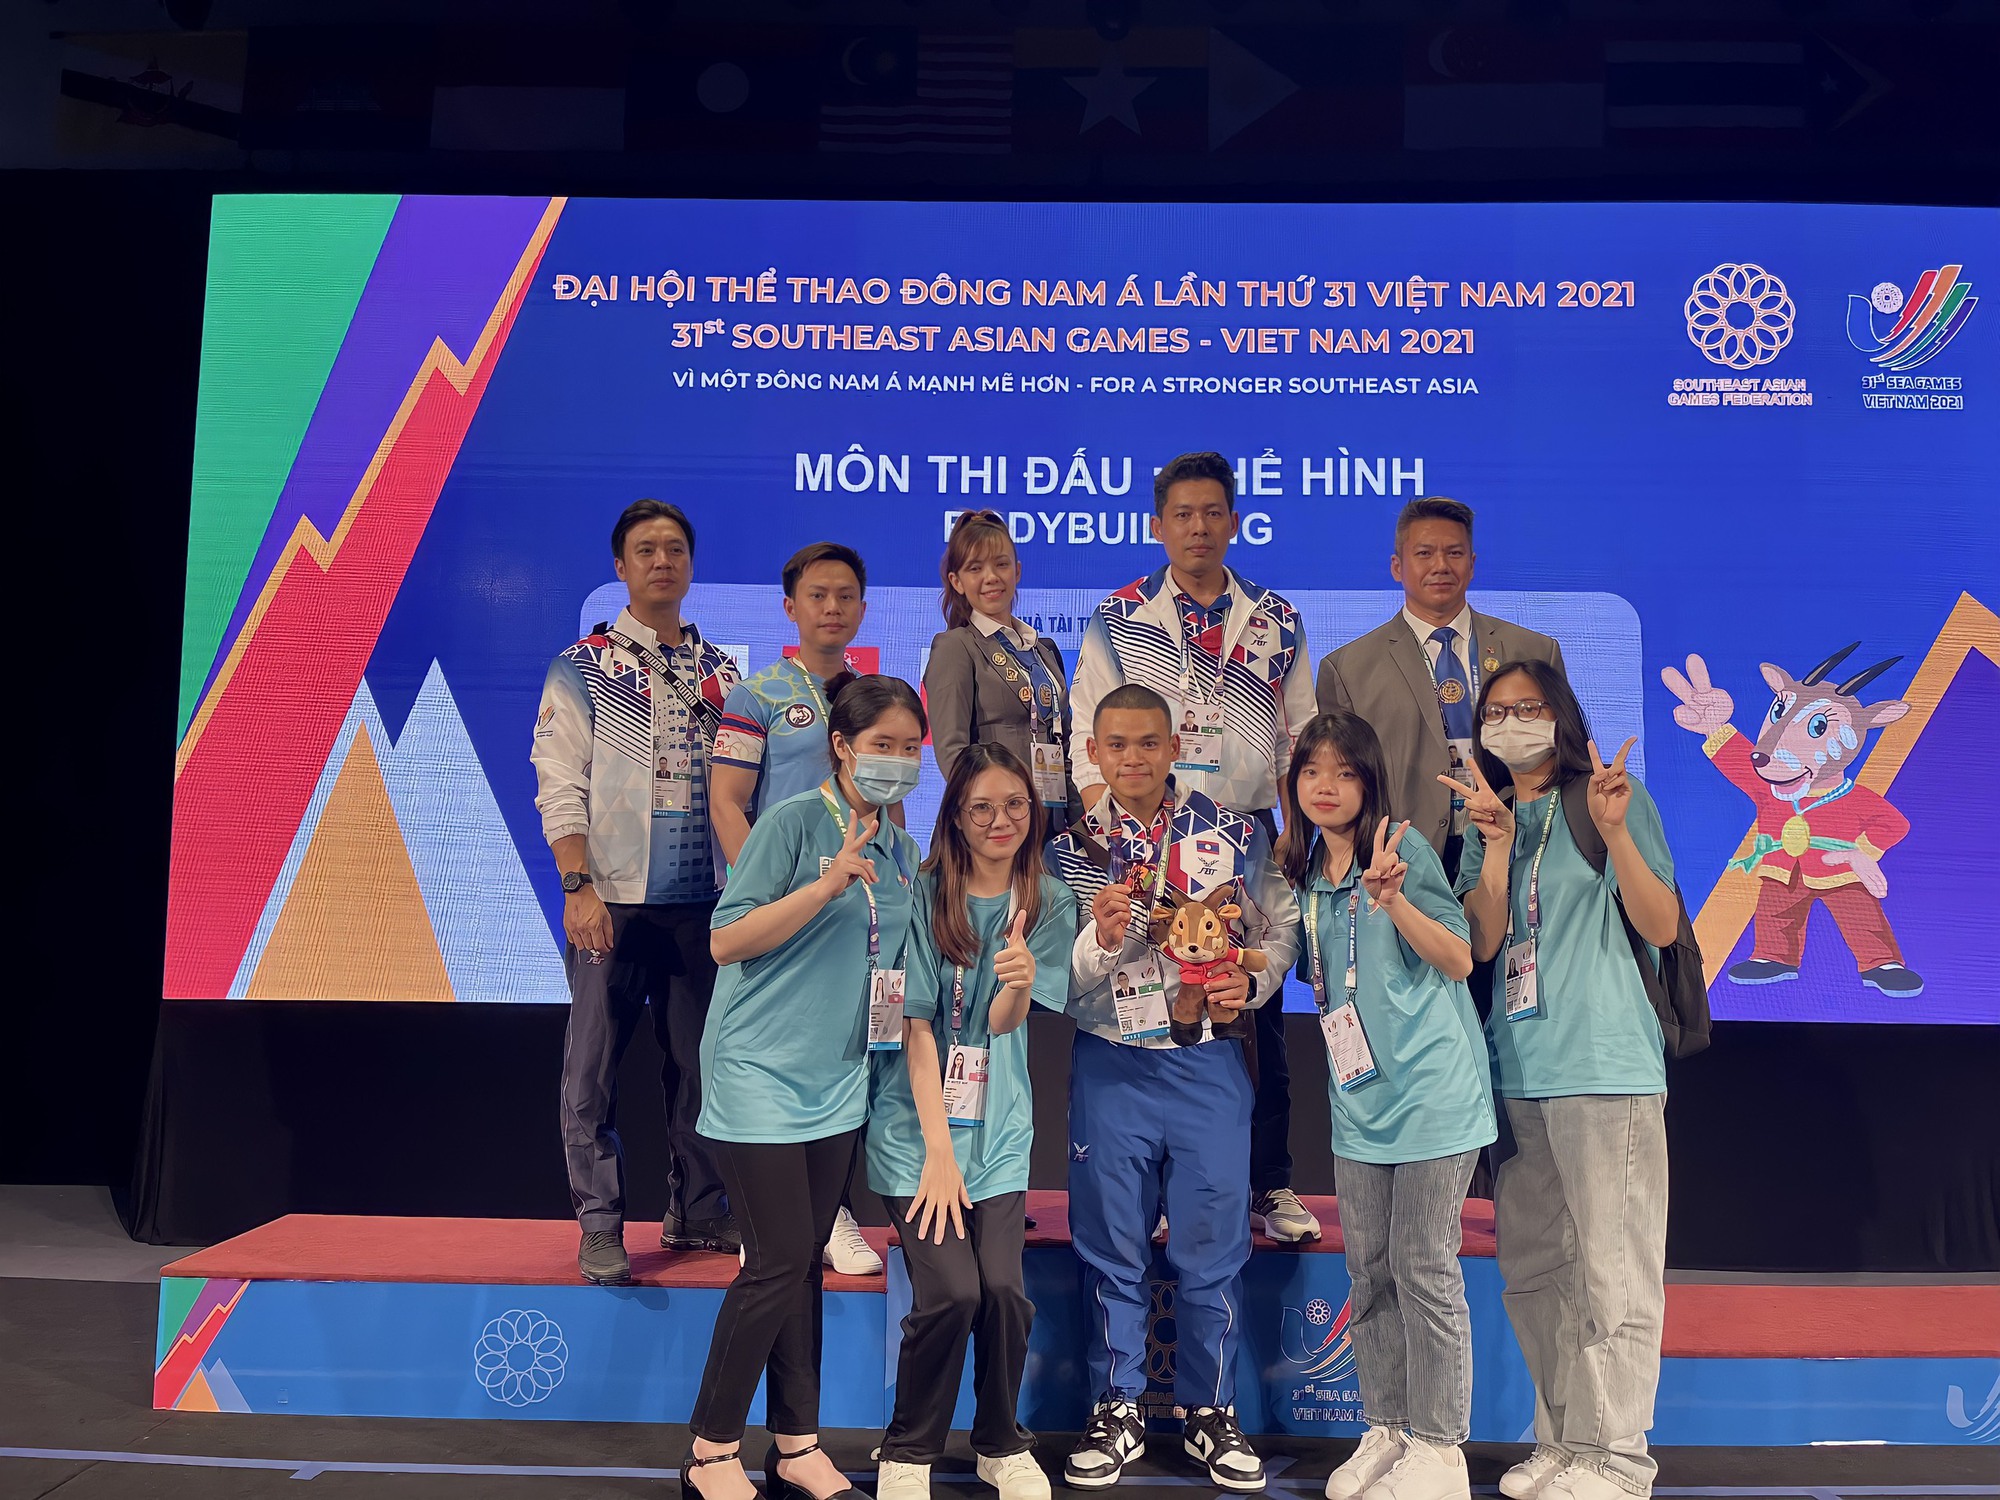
1662, 645, 1920, 996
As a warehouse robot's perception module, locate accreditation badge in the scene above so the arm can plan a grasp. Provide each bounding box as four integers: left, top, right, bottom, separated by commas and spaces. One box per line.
869, 968, 907, 1051
1444, 737, 1476, 812
943, 1043, 990, 1127
653, 742, 694, 817
1112, 952, 1171, 1042
1505, 938, 1541, 1022
1030, 740, 1068, 808
1320, 1000, 1379, 1091
1173, 702, 1226, 774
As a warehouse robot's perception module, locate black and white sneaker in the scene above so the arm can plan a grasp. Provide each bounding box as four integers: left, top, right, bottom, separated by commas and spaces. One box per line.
1183, 1406, 1265, 1493
1064, 1396, 1145, 1489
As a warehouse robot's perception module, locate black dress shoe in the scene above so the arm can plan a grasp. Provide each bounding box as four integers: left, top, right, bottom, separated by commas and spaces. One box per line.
764, 1441, 868, 1500
662, 1212, 743, 1253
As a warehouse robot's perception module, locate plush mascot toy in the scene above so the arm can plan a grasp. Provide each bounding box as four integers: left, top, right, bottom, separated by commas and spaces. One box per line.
1157, 891, 1269, 1047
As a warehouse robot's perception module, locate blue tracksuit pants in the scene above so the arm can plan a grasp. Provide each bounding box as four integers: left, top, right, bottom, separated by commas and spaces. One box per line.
1067, 1028, 1254, 1409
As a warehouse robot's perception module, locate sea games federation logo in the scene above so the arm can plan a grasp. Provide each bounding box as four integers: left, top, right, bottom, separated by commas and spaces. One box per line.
1848, 265, 1974, 411
1670, 263, 1810, 409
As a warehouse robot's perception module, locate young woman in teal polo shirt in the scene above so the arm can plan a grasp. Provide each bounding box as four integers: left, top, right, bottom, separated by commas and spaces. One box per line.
685, 676, 927, 1500
1452, 660, 1680, 1500
1275, 712, 1494, 1500
867, 743, 1075, 1500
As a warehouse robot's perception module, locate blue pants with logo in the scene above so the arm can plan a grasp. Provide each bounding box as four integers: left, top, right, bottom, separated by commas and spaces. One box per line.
1067, 1028, 1254, 1410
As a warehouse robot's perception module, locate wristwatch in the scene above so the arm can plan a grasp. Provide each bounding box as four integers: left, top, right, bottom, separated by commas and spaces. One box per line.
561, 870, 593, 894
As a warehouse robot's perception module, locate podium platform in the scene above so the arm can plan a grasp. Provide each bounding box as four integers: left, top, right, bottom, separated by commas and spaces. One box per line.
156, 1192, 1999, 1445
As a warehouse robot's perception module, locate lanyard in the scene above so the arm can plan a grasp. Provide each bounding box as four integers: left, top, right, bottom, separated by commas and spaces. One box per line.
949, 895, 1019, 1040
1176, 597, 1233, 705
1107, 796, 1175, 913
988, 627, 1061, 737
1302, 868, 1359, 1017
819, 781, 894, 970
1508, 793, 1560, 943
790, 657, 833, 723
607, 626, 715, 746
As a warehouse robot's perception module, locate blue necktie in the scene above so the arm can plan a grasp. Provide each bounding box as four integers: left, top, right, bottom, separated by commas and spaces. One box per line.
1430, 626, 1475, 740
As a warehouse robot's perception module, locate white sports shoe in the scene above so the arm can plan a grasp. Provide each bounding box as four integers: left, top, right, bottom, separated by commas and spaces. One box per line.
976, 1450, 1051, 1500
1542, 1467, 1635, 1500
1498, 1446, 1570, 1499
1325, 1425, 1404, 1499
1252, 1188, 1322, 1243
878, 1459, 932, 1500
1360, 1437, 1469, 1500
824, 1207, 883, 1275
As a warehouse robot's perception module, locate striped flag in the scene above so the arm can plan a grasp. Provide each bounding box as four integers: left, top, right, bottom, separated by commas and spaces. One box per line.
818, 32, 1013, 155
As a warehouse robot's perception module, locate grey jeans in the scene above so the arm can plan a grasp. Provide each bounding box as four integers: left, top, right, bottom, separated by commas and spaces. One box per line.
1334, 1149, 1481, 1445
1496, 1094, 1669, 1496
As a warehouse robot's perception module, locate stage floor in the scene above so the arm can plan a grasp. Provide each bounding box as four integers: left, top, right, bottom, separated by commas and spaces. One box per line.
7, 1272, 1999, 1499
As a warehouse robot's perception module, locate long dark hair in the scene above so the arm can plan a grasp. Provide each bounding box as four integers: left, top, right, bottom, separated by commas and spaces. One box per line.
924, 743, 1047, 967
1471, 658, 1594, 799
1276, 712, 1393, 888
939, 509, 1016, 629
826, 675, 927, 766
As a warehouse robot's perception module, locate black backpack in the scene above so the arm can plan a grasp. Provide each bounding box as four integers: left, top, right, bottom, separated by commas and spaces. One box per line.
1559, 778, 1712, 1061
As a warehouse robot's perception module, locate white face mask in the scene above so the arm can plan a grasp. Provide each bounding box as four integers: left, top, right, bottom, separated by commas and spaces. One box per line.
1482, 718, 1557, 772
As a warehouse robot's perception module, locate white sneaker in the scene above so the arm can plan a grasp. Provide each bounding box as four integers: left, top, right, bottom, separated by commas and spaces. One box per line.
1360, 1437, 1468, 1500
1325, 1424, 1404, 1498
1498, 1447, 1570, 1499
878, 1459, 932, 1500
977, 1450, 1051, 1500
1542, 1467, 1635, 1500
1252, 1188, 1322, 1243
824, 1207, 883, 1275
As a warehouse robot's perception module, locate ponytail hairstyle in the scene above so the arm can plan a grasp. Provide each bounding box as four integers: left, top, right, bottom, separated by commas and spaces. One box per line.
826, 674, 927, 768
924, 742, 1046, 967
939, 508, 1017, 629
1275, 711, 1394, 889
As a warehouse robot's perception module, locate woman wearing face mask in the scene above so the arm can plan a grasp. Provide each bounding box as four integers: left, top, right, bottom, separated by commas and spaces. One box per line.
687, 676, 929, 1500
867, 743, 1077, 1500
922, 509, 1079, 834
1275, 713, 1492, 1500
1450, 662, 1680, 1500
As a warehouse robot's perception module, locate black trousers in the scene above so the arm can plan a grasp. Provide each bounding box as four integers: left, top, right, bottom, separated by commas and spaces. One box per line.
689, 1130, 859, 1443
881, 1191, 1034, 1463
1248, 807, 1292, 1195
559, 900, 726, 1229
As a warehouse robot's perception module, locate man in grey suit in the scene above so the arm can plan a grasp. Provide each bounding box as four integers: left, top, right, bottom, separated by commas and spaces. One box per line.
1315, 497, 1566, 884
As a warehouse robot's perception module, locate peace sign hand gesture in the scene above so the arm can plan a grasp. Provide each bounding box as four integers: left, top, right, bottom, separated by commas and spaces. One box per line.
1586, 738, 1638, 832
1661, 654, 1733, 736
819, 812, 880, 896
1360, 817, 1413, 910
993, 911, 1036, 992
1442, 760, 1514, 848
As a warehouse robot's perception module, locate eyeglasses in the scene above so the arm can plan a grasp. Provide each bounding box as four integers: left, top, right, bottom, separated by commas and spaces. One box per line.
963, 796, 1033, 827
1480, 700, 1551, 724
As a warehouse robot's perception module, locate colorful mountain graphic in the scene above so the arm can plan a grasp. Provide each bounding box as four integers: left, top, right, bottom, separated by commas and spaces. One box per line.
232, 666, 568, 1003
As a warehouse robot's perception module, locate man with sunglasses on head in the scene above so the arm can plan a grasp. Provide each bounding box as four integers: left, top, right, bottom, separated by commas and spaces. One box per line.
1315, 497, 1566, 886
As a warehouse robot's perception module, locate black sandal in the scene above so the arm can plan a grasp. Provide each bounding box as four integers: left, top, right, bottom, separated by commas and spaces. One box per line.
763, 1441, 868, 1500
682, 1447, 762, 1500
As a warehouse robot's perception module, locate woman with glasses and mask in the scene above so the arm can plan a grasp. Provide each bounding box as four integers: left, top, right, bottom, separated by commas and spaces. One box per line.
1449, 662, 1681, 1500
865, 743, 1077, 1500
923, 510, 1080, 835
687, 676, 928, 1500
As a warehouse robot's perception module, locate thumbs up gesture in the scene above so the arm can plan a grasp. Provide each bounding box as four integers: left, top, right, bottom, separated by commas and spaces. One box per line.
993, 909, 1036, 993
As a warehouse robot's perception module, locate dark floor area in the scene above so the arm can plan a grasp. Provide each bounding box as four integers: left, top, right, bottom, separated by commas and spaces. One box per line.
2, 1279, 1994, 1499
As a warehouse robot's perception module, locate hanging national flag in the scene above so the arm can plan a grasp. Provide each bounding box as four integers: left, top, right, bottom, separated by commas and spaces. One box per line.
56, 30, 245, 157
1013, 28, 1205, 151
817, 31, 1014, 155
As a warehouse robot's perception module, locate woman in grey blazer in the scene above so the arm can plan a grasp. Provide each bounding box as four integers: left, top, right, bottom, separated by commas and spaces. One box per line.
923, 509, 1080, 834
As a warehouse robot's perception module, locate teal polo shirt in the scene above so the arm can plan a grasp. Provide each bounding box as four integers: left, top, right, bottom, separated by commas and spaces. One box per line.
866, 872, 1076, 1202
1455, 777, 1674, 1100
699, 783, 921, 1143
1299, 832, 1495, 1166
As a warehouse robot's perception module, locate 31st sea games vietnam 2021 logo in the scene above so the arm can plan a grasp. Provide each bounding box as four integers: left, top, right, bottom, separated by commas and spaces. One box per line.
1848, 265, 1976, 411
